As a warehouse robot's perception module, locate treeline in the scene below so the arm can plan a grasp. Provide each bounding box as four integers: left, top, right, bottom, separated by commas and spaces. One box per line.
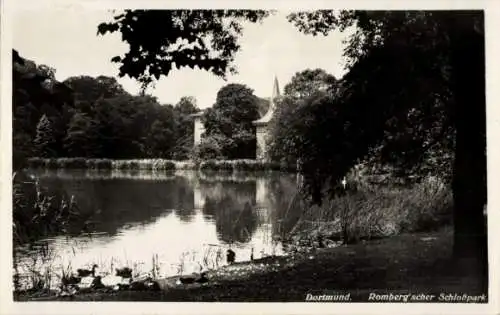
13, 52, 274, 166
13, 52, 199, 166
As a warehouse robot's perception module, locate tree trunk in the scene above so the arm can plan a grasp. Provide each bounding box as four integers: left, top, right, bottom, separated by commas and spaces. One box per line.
449, 13, 487, 285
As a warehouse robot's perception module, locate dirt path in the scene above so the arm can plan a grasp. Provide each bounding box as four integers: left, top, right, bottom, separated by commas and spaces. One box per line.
16, 227, 487, 302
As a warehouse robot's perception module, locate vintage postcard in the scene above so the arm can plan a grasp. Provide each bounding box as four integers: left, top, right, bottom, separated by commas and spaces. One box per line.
1, 0, 499, 314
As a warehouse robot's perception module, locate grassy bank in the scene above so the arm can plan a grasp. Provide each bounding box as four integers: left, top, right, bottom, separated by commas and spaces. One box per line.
15, 229, 488, 302
25, 158, 295, 172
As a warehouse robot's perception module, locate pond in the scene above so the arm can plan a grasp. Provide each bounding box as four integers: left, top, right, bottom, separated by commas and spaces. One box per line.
14, 169, 305, 290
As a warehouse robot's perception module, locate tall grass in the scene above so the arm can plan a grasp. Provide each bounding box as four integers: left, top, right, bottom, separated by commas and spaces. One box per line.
25, 158, 295, 172
285, 175, 453, 245
199, 159, 290, 172
113, 159, 177, 171
13, 172, 78, 245
14, 243, 229, 294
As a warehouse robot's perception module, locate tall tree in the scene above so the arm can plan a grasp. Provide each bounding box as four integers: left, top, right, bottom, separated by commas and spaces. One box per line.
283, 68, 338, 100
203, 84, 260, 159
269, 69, 339, 164
33, 114, 57, 158
287, 11, 486, 273
64, 111, 100, 157
145, 118, 176, 158
63, 75, 128, 115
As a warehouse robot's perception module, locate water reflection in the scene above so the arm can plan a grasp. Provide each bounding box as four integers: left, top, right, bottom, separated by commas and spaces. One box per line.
14, 169, 300, 289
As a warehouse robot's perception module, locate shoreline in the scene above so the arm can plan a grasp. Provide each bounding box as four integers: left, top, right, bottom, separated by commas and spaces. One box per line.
15, 227, 487, 303
24, 158, 297, 173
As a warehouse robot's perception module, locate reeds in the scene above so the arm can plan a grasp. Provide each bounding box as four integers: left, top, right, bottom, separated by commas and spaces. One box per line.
25, 158, 296, 172
13, 175, 78, 245
285, 175, 453, 244
199, 159, 291, 172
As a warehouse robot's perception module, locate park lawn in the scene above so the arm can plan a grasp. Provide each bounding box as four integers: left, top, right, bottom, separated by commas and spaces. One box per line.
16, 226, 487, 302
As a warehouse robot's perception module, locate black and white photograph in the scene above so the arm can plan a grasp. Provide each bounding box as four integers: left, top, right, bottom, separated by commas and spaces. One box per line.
1, 1, 498, 314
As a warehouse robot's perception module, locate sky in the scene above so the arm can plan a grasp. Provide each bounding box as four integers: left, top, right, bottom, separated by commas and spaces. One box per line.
13, 9, 351, 109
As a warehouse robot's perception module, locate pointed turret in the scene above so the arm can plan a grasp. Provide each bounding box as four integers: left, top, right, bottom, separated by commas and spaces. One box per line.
253, 75, 281, 161
271, 75, 280, 103
253, 76, 280, 126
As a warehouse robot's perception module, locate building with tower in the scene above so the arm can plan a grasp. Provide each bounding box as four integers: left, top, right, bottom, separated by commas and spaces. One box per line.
191, 110, 206, 146
191, 76, 280, 160
252, 76, 280, 161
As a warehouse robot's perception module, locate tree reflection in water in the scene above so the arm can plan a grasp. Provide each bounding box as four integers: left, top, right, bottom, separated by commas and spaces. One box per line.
267, 174, 303, 238
201, 181, 259, 244
14, 170, 302, 286
172, 177, 195, 222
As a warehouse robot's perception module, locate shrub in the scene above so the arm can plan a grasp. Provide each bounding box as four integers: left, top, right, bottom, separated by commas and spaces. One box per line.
191, 139, 224, 162
199, 160, 235, 172
152, 159, 176, 171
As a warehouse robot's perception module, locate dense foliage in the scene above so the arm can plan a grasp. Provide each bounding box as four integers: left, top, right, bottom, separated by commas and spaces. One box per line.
13, 52, 200, 163
268, 69, 339, 165
284, 12, 459, 190
283, 68, 338, 101
200, 83, 260, 159
97, 10, 270, 90
286, 11, 486, 268
13, 50, 74, 169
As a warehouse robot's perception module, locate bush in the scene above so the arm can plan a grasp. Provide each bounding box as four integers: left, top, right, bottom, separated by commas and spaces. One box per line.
232, 159, 261, 171
152, 159, 176, 171
199, 160, 232, 172
191, 139, 224, 163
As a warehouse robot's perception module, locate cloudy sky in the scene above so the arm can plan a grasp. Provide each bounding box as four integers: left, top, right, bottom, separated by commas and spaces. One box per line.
13, 9, 351, 109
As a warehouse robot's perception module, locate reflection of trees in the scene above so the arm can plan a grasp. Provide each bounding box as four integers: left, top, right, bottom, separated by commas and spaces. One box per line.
172, 177, 195, 222
216, 198, 257, 244
24, 170, 300, 245
266, 175, 302, 238
35, 175, 195, 236
201, 181, 259, 244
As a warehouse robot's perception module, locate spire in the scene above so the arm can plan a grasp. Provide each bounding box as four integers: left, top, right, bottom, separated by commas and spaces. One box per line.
272, 75, 280, 101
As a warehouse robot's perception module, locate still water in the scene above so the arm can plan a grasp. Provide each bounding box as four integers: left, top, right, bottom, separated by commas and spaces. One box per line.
14, 169, 303, 288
